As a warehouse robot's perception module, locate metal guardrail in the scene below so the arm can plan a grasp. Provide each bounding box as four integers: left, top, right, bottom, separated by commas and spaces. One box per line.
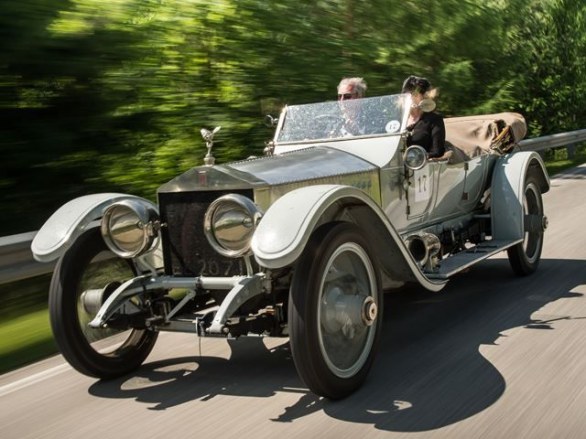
518, 128, 586, 151
1, 128, 585, 286
0, 231, 55, 285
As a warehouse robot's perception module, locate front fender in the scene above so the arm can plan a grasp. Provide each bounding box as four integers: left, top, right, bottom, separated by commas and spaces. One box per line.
251, 184, 446, 292
491, 151, 550, 240
31, 193, 158, 263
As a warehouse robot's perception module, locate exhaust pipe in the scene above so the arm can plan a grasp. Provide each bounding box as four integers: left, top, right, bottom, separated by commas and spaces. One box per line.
405, 233, 441, 268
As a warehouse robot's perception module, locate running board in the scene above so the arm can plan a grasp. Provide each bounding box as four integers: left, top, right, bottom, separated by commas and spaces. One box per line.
425, 239, 523, 279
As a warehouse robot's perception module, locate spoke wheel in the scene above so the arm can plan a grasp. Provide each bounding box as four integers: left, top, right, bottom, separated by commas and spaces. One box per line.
507, 175, 545, 275
289, 222, 382, 399
49, 228, 157, 378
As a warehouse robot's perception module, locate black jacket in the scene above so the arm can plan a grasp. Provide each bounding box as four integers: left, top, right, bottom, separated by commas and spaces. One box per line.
406, 112, 446, 158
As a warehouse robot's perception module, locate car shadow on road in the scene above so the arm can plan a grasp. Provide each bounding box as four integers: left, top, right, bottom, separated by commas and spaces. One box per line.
88, 336, 302, 410
88, 258, 585, 431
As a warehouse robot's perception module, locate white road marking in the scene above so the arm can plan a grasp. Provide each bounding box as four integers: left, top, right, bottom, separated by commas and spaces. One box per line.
0, 363, 69, 398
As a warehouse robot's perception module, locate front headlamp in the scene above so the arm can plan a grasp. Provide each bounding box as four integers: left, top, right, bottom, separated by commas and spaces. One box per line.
204, 194, 262, 258
101, 199, 160, 258
403, 145, 428, 170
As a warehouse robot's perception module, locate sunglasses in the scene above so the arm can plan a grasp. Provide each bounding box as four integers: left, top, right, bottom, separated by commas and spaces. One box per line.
338, 93, 355, 100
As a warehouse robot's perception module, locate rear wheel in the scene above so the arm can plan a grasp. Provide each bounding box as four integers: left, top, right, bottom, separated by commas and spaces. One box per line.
288, 222, 382, 399
49, 228, 157, 378
507, 175, 546, 275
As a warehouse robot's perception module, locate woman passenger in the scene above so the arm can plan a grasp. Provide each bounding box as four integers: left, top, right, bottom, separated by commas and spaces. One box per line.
402, 75, 446, 159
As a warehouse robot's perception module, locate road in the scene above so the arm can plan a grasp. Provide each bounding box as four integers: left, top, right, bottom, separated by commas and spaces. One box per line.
1, 165, 585, 439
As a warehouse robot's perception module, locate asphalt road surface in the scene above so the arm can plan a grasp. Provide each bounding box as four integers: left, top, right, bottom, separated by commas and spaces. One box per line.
1, 164, 585, 439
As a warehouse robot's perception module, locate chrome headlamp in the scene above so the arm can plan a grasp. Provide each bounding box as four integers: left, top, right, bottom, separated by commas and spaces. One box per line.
204, 194, 263, 258
403, 145, 428, 170
101, 199, 160, 258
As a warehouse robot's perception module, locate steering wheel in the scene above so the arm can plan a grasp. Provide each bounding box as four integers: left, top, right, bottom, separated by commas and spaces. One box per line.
314, 113, 344, 138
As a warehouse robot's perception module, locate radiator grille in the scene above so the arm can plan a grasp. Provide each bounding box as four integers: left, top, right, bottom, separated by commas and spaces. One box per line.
158, 190, 254, 277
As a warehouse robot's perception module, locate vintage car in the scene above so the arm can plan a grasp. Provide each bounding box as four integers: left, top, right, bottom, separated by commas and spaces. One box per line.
32, 93, 549, 399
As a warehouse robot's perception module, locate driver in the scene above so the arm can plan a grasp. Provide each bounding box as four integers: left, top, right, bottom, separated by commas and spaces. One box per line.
337, 77, 368, 136
337, 77, 367, 101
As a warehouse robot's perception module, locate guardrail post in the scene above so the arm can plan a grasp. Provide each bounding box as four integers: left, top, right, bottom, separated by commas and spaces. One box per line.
567, 143, 576, 159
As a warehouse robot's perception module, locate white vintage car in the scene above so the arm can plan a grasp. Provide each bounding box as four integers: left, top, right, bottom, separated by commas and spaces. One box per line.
32, 93, 549, 399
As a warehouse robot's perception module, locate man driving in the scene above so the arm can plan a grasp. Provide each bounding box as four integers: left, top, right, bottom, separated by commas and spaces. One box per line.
336, 77, 367, 136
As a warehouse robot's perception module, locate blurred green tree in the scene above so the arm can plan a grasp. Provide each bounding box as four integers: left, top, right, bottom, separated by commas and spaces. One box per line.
504, 0, 586, 136
0, 0, 583, 235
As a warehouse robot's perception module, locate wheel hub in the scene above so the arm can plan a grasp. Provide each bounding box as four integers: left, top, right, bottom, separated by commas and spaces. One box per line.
362, 296, 377, 326
524, 214, 549, 233
323, 287, 378, 334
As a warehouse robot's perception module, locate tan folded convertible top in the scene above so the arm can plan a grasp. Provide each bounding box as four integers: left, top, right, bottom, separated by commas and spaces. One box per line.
444, 112, 527, 162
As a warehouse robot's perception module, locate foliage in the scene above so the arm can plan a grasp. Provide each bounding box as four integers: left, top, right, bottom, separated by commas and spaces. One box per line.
0, 0, 585, 235
503, 0, 586, 136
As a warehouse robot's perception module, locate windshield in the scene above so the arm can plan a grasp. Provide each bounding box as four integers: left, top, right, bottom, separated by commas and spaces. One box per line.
276, 94, 408, 143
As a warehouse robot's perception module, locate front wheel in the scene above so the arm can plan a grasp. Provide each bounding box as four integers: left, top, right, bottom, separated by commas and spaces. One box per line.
49, 228, 158, 379
507, 175, 546, 275
288, 222, 382, 399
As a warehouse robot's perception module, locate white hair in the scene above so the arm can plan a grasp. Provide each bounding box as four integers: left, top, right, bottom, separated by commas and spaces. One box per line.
337, 77, 367, 97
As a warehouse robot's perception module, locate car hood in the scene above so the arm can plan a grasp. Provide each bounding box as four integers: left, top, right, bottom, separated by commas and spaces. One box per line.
157, 145, 378, 193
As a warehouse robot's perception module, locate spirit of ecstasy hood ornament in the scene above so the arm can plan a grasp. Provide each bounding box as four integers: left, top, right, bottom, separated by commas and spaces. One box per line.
200, 126, 221, 166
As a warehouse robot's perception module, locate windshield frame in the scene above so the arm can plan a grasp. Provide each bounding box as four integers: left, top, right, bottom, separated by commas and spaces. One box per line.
273, 93, 413, 145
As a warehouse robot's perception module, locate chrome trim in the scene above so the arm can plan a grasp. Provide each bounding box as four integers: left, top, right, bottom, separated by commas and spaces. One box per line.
101, 199, 160, 258
403, 145, 428, 170
88, 273, 255, 329
208, 274, 265, 334
203, 194, 263, 258
405, 232, 441, 269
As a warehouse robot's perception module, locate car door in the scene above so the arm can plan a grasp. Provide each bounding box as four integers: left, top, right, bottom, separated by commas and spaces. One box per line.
427, 155, 492, 222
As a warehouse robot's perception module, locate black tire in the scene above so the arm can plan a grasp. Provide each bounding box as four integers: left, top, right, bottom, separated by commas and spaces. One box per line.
49, 228, 158, 379
288, 222, 383, 399
507, 175, 545, 276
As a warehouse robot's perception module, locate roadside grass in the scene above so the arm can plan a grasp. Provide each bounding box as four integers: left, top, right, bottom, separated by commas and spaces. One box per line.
0, 308, 56, 373
543, 147, 586, 176
0, 275, 55, 375
1, 145, 584, 376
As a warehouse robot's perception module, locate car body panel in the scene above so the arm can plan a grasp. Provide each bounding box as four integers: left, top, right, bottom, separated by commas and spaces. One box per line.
491, 151, 550, 240
31, 193, 157, 263
251, 183, 447, 291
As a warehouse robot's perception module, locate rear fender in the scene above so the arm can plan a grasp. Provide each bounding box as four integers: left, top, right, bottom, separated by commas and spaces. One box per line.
32, 193, 158, 263
491, 151, 550, 240
251, 184, 446, 292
